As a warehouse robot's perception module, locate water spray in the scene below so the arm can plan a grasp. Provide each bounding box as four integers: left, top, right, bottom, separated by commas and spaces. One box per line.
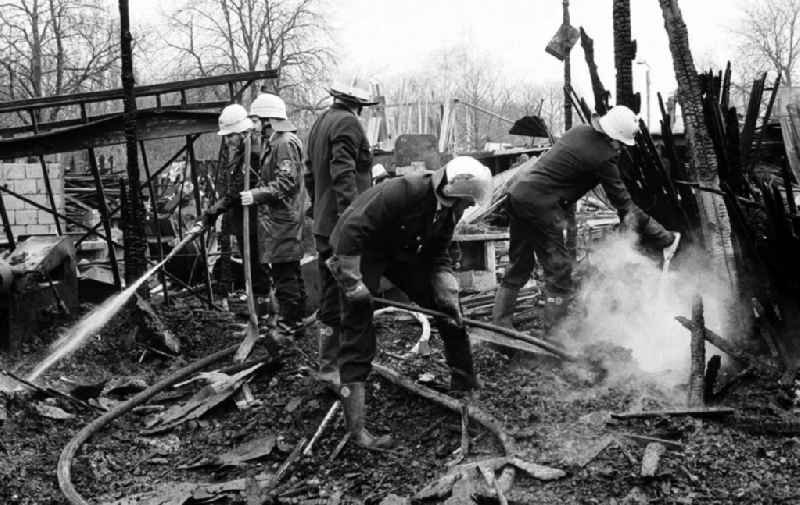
27, 222, 208, 382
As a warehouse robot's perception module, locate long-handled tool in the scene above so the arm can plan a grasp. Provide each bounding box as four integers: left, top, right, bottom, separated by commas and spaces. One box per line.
372, 297, 579, 362
235, 132, 261, 362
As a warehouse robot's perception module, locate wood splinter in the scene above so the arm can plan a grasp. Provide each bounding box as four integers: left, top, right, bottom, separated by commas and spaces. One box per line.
303, 401, 341, 457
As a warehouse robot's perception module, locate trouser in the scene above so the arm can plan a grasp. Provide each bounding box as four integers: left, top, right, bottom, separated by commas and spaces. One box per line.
233, 208, 272, 297
339, 257, 472, 383
315, 235, 341, 375
501, 198, 675, 297
270, 260, 307, 324
502, 198, 572, 298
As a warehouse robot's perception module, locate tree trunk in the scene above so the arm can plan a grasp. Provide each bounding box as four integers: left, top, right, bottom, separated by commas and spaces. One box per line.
119, 0, 147, 285
613, 0, 639, 112
659, 0, 736, 285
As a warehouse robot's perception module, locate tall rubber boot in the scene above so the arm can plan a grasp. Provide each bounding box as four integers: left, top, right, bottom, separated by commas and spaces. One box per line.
489, 285, 520, 357
317, 324, 341, 387
340, 382, 395, 450
492, 285, 520, 329
442, 330, 480, 391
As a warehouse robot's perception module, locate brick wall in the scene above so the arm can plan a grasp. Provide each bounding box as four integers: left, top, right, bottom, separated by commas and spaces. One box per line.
0, 162, 64, 238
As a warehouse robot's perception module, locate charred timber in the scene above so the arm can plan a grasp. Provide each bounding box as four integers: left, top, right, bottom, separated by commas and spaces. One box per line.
579, 27, 610, 114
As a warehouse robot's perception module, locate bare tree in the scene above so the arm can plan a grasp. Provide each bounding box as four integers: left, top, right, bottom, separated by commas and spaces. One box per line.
164, 0, 334, 106
733, 0, 800, 87
0, 0, 119, 120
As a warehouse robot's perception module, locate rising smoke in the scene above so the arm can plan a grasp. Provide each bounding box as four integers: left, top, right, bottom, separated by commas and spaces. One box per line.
555, 232, 738, 387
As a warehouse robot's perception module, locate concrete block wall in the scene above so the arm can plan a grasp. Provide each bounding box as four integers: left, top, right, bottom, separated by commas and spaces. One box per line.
0, 162, 64, 238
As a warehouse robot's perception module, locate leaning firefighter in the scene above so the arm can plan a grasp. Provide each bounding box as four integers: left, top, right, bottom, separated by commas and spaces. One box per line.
203, 104, 273, 312
492, 105, 681, 332
325, 156, 492, 450
240, 93, 308, 336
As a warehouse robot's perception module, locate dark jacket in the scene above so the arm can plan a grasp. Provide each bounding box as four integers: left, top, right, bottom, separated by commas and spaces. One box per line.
304, 103, 373, 239
509, 124, 634, 213
330, 172, 461, 272
252, 131, 305, 264
209, 146, 262, 236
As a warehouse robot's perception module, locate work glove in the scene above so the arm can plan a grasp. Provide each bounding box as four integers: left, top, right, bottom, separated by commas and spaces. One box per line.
201, 209, 219, 228
240, 190, 254, 206
325, 255, 371, 305
432, 270, 463, 326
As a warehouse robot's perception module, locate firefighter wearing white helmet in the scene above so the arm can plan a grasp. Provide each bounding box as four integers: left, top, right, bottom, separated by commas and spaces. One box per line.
202, 103, 272, 311
304, 74, 378, 389
492, 105, 681, 338
236, 93, 308, 334
323, 156, 487, 451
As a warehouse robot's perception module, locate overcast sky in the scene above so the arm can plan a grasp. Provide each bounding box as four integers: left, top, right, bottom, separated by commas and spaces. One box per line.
132, 0, 742, 116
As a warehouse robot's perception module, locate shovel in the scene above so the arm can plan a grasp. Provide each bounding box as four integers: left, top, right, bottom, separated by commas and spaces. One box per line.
234, 133, 268, 362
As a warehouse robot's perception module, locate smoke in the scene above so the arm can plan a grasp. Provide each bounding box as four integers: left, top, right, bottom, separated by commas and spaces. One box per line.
555, 232, 738, 388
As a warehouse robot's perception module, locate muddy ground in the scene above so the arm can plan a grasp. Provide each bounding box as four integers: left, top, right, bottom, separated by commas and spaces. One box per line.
1, 293, 800, 505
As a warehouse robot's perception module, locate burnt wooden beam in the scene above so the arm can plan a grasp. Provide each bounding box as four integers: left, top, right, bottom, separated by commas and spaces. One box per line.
0, 190, 15, 248
120, 0, 148, 284
0, 110, 218, 160
87, 148, 122, 289
73, 138, 196, 248
140, 140, 169, 304
0, 102, 229, 137
688, 295, 706, 407
28, 109, 63, 236
579, 27, 610, 114
0, 184, 121, 247
614, 0, 639, 112
0, 70, 278, 115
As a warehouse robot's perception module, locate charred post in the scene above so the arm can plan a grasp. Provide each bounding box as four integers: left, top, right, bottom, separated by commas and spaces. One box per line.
119, 0, 147, 285
688, 295, 706, 407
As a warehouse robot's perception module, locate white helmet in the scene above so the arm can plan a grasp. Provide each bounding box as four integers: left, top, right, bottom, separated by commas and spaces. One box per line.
329, 75, 378, 106
218, 104, 254, 136
597, 105, 639, 146
434, 156, 493, 208
249, 93, 287, 119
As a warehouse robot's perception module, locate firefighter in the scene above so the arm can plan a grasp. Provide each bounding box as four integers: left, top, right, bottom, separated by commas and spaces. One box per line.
240, 93, 308, 336
203, 104, 272, 312
326, 156, 492, 450
492, 105, 681, 332
304, 76, 378, 385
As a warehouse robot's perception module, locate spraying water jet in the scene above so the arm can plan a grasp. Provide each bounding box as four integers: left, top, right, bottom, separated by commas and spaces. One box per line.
26, 222, 209, 382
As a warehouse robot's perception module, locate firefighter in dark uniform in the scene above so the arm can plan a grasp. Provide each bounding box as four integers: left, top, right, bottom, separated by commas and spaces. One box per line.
203, 104, 272, 310
492, 105, 681, 331
304, 76, 378, 385
240, 93, 307, 334
326, 156, 493, 450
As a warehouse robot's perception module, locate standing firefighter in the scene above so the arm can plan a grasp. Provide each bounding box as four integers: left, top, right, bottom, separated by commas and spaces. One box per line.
305, 76, 378, 385
203, 104, 272, 312
327, 156, 492, 450
492, 105, 681, 331
240, 93, 307, 335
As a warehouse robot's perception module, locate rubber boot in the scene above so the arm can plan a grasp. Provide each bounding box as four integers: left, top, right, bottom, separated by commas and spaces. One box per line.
317, 324, 341, 388
442, 330, 480, 391
491, 285, 520, 329
489, 285, 520, 357
340, 382, 395, 450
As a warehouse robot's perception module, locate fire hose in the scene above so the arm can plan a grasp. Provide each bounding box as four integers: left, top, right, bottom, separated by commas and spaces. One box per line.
371, 297, 580, 362
57, 344, 240, 505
